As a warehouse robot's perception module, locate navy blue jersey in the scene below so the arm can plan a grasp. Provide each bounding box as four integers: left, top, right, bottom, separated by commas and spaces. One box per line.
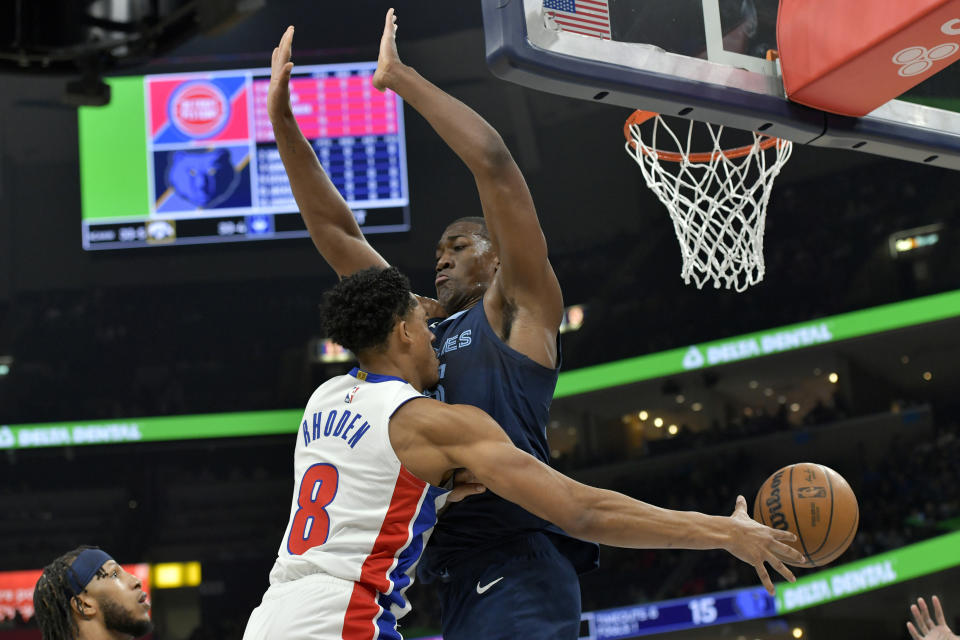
418, 302, 597, 579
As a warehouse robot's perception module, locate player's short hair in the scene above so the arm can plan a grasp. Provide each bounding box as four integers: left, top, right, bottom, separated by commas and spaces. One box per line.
34, 546, 105, 640
321, 267, 416, 355
449, 216, 489, 239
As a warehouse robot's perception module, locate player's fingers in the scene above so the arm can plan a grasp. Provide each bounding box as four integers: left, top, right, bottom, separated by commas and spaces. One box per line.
906, 621, 923, 640
446, 482, 485, 503
754, 562, 774, 596
932, 595, 946, 626
735, 495, 747, 513
772, 541, 804, 564
772, 528, 798, 543
912, 604, 930, 635
282, 61, 294, 78
919, 598, 933, 626
768, 556, 796, 583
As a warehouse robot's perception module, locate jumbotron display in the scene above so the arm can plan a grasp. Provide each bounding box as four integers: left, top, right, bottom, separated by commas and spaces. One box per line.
78, 62, 410, 249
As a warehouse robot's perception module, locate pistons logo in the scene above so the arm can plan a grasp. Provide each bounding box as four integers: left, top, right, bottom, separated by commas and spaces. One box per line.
169, 82, 229, 138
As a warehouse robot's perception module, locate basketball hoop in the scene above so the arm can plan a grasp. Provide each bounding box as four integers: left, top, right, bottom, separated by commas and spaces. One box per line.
623, 110, 793, 292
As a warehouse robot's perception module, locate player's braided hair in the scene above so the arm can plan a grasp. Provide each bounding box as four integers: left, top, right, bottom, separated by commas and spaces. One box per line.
33, 545, 105, 640
321, 266, 415, 355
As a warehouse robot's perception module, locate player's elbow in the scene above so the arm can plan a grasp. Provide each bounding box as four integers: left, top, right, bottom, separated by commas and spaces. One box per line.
553, 485, 601, 540
474, 134, 515, 175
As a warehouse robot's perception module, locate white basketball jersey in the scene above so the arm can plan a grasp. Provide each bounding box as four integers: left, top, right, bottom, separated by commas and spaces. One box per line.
268, 367, 448, 632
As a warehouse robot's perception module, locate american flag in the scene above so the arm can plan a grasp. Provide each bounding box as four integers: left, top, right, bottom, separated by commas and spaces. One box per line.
543, 0, 611, 40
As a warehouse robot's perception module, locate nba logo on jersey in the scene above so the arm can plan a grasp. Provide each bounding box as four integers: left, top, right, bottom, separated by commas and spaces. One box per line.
344, 385, 361, 403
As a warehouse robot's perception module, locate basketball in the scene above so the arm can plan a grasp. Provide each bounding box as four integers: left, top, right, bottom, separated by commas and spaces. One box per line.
753, 463, 859, 568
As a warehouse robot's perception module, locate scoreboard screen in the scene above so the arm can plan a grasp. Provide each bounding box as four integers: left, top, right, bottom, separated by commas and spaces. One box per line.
78, 61, 410, 250
581, 587, 776, 639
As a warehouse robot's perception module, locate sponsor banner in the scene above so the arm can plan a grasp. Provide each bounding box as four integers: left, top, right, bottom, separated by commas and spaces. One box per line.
555, 288, 960, 398
0, 564, 149, 622
776, 531, 960, 613
0, 409, 301, 451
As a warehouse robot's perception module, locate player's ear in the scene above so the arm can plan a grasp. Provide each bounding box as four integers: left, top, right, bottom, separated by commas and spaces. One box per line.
396, 318, 414, 345
71, 594, 97, 620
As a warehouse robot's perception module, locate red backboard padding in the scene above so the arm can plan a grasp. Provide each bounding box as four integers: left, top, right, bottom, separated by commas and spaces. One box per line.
778, 0, 960, 116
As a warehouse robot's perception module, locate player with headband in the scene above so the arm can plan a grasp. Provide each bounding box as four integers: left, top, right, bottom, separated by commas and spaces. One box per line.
33, 546, 152, 640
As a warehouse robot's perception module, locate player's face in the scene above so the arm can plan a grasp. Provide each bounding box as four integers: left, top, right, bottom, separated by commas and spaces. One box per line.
407, 297, 440, 388
86, 561, 153, 637
434, 222, 498, 314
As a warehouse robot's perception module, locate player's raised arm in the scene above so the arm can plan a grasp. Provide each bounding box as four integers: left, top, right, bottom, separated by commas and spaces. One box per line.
391, 398, 804, 596
268, 26, 388, 277
373, 9, 562, 351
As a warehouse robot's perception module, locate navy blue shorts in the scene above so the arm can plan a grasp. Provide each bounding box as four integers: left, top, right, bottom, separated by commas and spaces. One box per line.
431, 533, 582, 640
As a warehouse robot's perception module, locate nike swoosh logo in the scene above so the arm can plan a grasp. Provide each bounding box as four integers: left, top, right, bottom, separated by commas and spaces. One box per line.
475, 577, 504, 595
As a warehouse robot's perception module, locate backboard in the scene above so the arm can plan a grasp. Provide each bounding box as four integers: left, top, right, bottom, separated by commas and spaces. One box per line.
482, 0, 960, 170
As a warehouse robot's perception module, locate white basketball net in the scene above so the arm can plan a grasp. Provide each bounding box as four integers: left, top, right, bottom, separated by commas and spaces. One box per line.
625, 113, 793, 292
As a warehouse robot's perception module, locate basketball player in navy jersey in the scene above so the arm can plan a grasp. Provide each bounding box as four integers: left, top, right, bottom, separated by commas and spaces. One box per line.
267, 10, 612, 638
243, 266, 801, 639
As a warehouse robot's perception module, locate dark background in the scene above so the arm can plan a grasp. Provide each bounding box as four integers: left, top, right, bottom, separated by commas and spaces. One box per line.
1, 2, 959, 639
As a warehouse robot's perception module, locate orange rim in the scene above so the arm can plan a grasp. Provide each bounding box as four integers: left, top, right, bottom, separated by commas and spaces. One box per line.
623, 109, 784, 163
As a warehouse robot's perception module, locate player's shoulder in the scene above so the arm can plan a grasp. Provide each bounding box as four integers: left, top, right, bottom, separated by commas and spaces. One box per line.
391, 398, 487, 442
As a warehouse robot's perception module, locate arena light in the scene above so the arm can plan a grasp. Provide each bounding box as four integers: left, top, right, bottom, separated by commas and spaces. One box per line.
559, 304, 586, 334
0, 356, 11, 377
310, 338, 354, 364
152, 561, 202, 589
792, 627, 804, 639
889, 223, 943, 258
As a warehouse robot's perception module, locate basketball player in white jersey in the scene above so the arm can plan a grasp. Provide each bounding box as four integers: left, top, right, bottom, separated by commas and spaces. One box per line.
242, 267, 803, 640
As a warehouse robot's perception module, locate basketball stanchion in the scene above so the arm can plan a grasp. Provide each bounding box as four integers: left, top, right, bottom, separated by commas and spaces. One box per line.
624, 110, 793, 292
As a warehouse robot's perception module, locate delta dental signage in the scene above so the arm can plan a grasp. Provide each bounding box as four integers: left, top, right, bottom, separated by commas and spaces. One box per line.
4, 290, 960, 450
679, 323, 833, 370
554, 288, 960, 398
0, 409, 302, 451
776, 530, 960, 613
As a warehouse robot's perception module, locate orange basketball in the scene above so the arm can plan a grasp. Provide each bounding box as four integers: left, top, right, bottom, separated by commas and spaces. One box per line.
752, 462, 859, 568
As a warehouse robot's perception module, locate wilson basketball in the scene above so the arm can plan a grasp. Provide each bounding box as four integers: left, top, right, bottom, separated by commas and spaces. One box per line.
753, 462, 859, 568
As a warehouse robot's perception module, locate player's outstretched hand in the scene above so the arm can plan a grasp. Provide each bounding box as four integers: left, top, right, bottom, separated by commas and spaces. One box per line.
723, 495, 803, 596
268, 26, 295, 121
908, 596, 959, 640
445, 468, 486, 503
372, 8, 402, 92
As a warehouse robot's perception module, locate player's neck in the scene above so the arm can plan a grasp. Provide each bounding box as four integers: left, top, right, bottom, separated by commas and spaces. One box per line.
77, 623, 134, 640
355, 356, 422, 392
